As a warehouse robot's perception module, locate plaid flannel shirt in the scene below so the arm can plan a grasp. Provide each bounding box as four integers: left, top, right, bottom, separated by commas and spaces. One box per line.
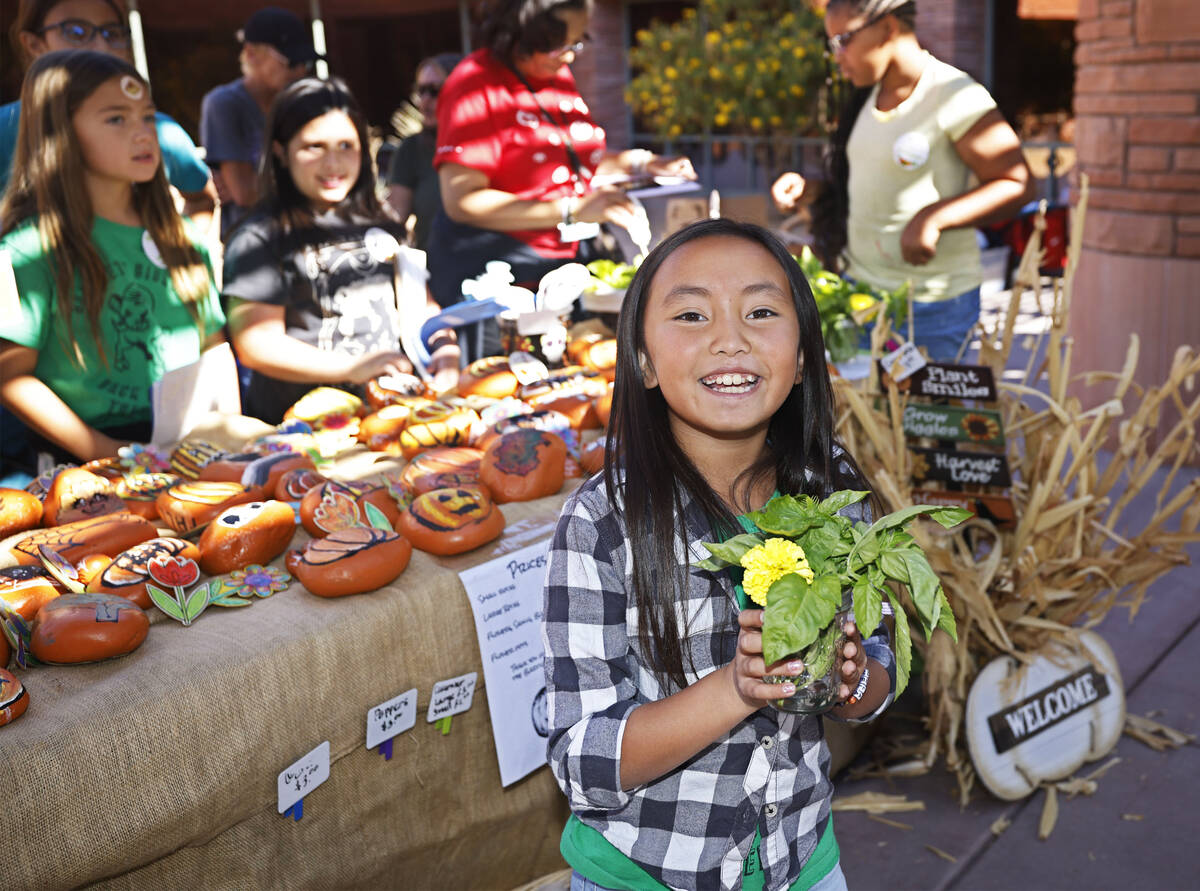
543, 474, 896, 891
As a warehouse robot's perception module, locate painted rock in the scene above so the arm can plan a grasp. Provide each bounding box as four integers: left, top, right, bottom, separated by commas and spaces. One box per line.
366, 373, 428, 409
594, 387, 613, 428
87, 537, 200, 609
0, 488, 43, 539
24, 463, 76, 501
274, 468, 328, 502
357, 405, 418, 455
286, 526, 412, 598
156, 481, 261, 535
0, 669, 28, 727
398, 447, 485, 496
397, 486, 505, 556
478, 397, 532, 429
169, 439, 228, 479
299, 480, 401, 537
42, 468, 125, 526
198, 500, 296, 576
526, 390, 600, 429
577, 337, 617, 381
966, 630, 1125, 801
198, 452, 262, 483
81, 456, 126, 480
517, 365, 607, 401
244, 432, 319, 457
480, 430, 567, 503
399, 409, 481, 460
283, 386, 363, 432
457, 356, 519, 399
74, 554, 114, 588
31, 593, 149, 664
9, 512, 157, 566
475, 409, 577, 455
579, 437, 606, 475
114, 473, 180, 520
0, 565, 63, 620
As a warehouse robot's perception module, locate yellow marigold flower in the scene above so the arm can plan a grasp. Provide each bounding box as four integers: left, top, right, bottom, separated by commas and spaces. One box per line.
779, 38, 792, 50
709, 66, 723, 79
793, 46, 806, 59
714, 113, 729, 126
751, 116, 763, 129
740, 538, 814, 607
705, 31, 720, 46
660, 40, 672, 52
770, 115, 782, 127
790, 84, 803, 97
665, 66, 678, 79
636, 29, 651, 44
668, 123, 682, 137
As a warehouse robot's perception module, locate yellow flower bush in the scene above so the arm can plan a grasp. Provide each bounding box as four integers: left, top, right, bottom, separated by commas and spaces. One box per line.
740, 537, 814, 607
626, 0, 827, 139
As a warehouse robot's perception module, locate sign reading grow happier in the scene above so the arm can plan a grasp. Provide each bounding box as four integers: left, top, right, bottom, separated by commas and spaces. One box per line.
910, 446, 1012, 488
459, 539, 551, 786
902, 404, 1006, 446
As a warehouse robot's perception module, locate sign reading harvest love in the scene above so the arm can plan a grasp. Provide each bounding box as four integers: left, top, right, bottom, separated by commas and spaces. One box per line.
881, 361, 998, 401
910, 446, 1012, 488
987, 666, 1111, 754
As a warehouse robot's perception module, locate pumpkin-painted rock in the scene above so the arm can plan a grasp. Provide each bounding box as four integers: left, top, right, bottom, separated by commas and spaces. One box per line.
299, 480, 401, 538
156, 481, 262, 535
87, 538, 200, 609
480, 429, 567, 503
287, 526, 412, 597
366, 373, 428, 409
9, 512, 157, 566
457, 356, 520, 399
0, 565, 63, 620
0, 488, 42, 539
397, 486, 506, 556
113, 473, 180, 520
42, 468, 126, 526
198, 500, 296, 576
398, 447, 485, 496
274, 468, 328, 502
0, 669, 28, 727
31, 593, 149, 664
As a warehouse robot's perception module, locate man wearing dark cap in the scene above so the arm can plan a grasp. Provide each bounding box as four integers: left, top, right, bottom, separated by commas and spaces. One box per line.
200, 6, 320, 239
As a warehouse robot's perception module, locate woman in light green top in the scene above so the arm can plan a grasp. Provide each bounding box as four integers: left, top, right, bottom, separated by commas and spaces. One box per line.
773, 0, 1031, 361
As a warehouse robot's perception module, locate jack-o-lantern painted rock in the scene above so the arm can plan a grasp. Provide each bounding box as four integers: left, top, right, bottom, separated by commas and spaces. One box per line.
42, 468, 126, 526
299, 480, 401, 538
9, 512, 157, 566
397, 486, 506, 556
31, 593, 150, 664
287, 526, 412, 597
398, 447, 485, 496
114, 473, 180, 520
283, 387, 363, 432
87, 538, 201, 609
480, 430, 567, 503
0, 669, 29, 727
0, 488, 43, 539
198, 500, 296, 576
156, 481, 262, 535
0, 565, 63, 620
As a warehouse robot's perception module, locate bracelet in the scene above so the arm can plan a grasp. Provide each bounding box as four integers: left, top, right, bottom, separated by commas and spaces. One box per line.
846, 666, 870, 706
629, 148, 653, 177
560, 195, 574, 226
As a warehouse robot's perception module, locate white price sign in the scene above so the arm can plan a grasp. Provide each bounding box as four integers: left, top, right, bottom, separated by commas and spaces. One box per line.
366, 688, 418, 750
881, 340, 926, 382
277, 740, 330, 814
427, 673, 477, 723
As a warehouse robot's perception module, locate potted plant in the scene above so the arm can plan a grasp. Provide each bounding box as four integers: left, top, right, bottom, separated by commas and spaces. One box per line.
696, 491, 969, 713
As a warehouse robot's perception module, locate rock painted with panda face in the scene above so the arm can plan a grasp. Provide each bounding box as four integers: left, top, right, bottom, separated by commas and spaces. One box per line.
198, 500, 297, 576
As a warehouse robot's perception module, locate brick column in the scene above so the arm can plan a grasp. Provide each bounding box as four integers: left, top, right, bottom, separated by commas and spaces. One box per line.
572, 0, 631, 151
915, 0, 989, 83
1069, 0, 1200, 441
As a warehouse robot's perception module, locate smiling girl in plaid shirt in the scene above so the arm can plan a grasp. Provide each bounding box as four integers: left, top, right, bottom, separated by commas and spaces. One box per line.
543, 219, 896, 891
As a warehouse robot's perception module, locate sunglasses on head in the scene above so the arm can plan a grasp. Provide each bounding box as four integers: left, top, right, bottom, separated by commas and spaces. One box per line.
37, 19, 131, 50
416, 84, 441, 98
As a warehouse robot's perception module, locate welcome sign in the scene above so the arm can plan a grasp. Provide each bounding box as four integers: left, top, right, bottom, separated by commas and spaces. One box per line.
987, 666, 1111, 754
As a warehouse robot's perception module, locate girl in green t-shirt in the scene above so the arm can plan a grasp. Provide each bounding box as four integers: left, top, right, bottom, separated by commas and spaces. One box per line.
0, 50, 225, 463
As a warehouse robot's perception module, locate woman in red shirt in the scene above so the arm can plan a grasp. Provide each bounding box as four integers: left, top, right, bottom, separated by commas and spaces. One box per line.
428, 0, 693, 311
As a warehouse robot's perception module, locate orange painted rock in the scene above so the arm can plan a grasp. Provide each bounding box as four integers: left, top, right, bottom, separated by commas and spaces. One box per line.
286, 526, 412, 597
113, 473, 180, 520
31, 593, 149, 664
240, 452, 316, 495
480, 430, 567, 503
9, 512, 157, 566
155, 481, 261, 535
357, 405, 417, 455
517, 365, 607, 402
198, 500, 296, 576
81, 456, 126, 480
595, 387, 613, 428
579, 438, 606, 475
398, 447, 485, 496
578, 337, 617, 380
299, 480, 401, 538
198, 453, 262, 483
0, 488, 42, 539
397, 486, 506, 556
0, 565, 63, 620
274, 468, 327, 502
0, 669, 28, 726
283, 386, 363, 432
366, 374, 428, 409
74, 554, 113, 588
42, 468, 125, 526
457, 356, 519, 399
399, 409, 481, 459
87, 538, 201, 609
475, 409, 576, 454
526, 391, 600, 429
169, 439, 228, 479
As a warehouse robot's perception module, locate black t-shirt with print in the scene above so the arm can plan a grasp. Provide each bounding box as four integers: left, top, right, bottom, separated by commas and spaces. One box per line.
222, 212, 407, 423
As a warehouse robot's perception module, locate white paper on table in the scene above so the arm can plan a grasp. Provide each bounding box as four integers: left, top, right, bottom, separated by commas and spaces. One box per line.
458, 539, 552, 786
149, 341, 241, 446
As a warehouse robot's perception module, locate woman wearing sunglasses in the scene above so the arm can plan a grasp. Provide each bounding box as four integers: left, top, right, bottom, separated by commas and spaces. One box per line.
3, 0, 217, 223
384, 53, 463, 253
426, 0, 694, 320
772, 0, 1030, 362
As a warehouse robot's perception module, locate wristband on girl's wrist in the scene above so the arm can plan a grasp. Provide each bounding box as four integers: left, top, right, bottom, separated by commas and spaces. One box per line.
846, 665, 870, 706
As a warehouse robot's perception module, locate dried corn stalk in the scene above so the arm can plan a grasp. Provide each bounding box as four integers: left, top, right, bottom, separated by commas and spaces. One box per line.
831, 176, 1200, 796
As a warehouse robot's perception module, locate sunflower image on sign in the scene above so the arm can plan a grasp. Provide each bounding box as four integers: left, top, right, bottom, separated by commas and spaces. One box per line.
962, 412, 1002, 443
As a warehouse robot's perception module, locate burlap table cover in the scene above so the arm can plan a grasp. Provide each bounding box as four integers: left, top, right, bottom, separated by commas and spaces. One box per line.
0, 488, 577, 890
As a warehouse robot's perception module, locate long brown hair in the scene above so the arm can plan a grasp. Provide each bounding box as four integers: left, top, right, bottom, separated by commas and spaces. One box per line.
0, 50, 212, 367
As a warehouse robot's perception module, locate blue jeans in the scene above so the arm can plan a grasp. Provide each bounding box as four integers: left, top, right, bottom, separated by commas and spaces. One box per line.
569, 862, 848, 891
861, 285, 982, 363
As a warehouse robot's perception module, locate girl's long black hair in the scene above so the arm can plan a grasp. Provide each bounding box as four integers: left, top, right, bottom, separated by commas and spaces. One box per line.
605, 219, 873, 688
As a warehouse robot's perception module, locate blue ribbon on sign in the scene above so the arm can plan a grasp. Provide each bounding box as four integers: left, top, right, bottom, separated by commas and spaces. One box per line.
378, 739, 394, 760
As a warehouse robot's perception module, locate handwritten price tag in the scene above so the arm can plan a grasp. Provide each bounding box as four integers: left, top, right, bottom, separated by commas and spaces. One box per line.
277, 740, 330, 815
366, 688, 418, 750
427, 672, 477, 723
881, 341, 926, 383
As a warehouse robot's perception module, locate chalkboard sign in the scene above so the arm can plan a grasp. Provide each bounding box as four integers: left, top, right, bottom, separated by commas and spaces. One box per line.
910, 488, 1016, 529
902, 404, 1005, 446
881, 361, 998, 401
910, 446, 1012, 488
